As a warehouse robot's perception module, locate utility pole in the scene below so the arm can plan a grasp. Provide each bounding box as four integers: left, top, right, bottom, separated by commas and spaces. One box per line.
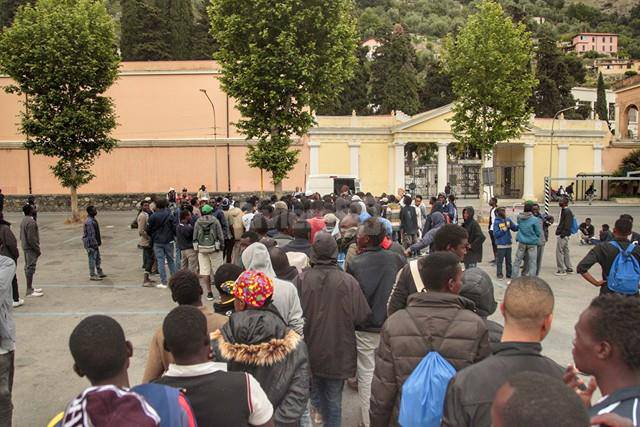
199, 89, 219, 192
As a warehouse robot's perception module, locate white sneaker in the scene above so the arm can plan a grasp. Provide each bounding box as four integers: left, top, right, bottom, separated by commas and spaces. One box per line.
12, 299, 24, 308
26, 290, 44, 297
155, 284, 168, 289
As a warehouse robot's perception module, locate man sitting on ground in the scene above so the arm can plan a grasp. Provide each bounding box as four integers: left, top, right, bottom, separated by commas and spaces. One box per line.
442, 276, 562, 427
155, 306, 274, 427
142, 270, 228, 382
579, 217, 596, 245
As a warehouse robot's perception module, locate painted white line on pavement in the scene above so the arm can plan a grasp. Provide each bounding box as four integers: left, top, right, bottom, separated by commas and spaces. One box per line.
61, 236, 82, 244
14, 310, 168, 318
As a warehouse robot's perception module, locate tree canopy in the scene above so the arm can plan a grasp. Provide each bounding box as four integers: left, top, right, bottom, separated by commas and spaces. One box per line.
370, 24, 420, 115
209, 0, 357, 189
0, 0, 120, 219
443, 0, 537, 153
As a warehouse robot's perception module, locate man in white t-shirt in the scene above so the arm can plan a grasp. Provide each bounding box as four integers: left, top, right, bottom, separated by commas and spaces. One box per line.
156, 305, 274, 427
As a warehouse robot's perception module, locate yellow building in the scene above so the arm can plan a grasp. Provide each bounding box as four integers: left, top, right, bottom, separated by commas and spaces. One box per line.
309, 104, 611, 201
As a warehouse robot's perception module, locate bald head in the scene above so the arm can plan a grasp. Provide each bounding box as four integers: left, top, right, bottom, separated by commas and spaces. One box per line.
503, 277, 554, 330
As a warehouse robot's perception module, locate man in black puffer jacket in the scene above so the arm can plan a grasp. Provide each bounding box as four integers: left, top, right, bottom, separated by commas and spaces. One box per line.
211, 270, 309, 427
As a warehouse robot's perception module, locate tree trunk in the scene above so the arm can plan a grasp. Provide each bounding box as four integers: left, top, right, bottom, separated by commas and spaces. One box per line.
274, 179, 283, 197
70, 185, 80, 223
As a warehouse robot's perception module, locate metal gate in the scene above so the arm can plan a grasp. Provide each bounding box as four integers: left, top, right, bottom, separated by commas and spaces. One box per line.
405, 162, 481, 198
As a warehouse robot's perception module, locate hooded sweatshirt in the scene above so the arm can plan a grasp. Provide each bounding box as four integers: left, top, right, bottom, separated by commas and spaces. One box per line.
459, 268, 503, 346
409, 211, 445, 253
242, 243, 304, 336
462, 207, 486, 264
193, 215, 225, 253
515, 212, 542, 246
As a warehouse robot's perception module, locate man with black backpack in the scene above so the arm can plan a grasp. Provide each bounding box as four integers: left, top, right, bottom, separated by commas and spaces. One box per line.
193, 204, 224, 301
577, 217, 640, 296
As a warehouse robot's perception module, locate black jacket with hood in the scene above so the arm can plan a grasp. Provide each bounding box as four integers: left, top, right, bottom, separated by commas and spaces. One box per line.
461, 207, 486, 264
459, 268, 503, 346
294, 233, 372, 379
211, 305, 310, 427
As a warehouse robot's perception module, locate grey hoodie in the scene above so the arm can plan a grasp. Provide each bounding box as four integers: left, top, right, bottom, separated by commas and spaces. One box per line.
410, 211, 446, 253
242, 243, 304, 336
193, 215, 224, 253
0, 255, 16, 352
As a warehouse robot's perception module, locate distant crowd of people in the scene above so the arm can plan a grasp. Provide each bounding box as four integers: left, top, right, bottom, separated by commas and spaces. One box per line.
0, 185, 639, 426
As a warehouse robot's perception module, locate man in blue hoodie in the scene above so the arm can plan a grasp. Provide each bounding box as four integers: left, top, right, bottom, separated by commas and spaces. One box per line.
493, 207, 518, 279
512, 203, 542, 279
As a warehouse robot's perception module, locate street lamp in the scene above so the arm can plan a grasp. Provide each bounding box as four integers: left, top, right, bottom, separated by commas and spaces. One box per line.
199, 89, 219, 192
545, 104, 578, 214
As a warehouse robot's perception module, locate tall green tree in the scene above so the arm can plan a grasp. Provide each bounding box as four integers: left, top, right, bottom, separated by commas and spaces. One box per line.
317, 45, 371, 115
531, 36, 576, 118
443, 0, 536, 155
370, 24, 420, 115
210, 0, 357, 191
419, 59, 453, 111
155, 0, 194, 60
0, 0, 119, 220
190, 0, 216, 60
120, 0, 171, 60
595, 72, 608, 122
0, 0, 32, 29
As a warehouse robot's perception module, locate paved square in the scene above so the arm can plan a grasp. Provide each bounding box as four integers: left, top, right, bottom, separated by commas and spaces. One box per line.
4, 205, 637, 426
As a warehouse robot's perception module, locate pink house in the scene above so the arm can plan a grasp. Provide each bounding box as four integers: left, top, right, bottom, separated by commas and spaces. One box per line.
572, 32, 618, 55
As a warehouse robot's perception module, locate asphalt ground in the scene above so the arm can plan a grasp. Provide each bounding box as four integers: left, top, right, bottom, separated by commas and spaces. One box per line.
4, 204, 639, 426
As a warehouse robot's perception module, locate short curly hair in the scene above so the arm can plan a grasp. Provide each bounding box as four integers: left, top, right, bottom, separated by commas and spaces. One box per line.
589, 294, 640, 370
433, 224, 468, 251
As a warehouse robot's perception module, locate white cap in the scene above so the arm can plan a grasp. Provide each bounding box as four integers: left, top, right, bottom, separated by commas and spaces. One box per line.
169, 187, 175, 192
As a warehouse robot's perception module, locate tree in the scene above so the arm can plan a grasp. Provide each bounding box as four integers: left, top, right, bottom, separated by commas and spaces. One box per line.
595, 72, 608, 122
531, 36, 576, 118
419, 59, 453, 111
210, 0, 357, 191
0, 0, 119, 220
442, 0, 536, 155
317, 46, 371, 115
0, 0, 32, 29
120, 0, 171, 60
190, 0, 217, 60
155, 0, 195, 60
370, 24, 420, 115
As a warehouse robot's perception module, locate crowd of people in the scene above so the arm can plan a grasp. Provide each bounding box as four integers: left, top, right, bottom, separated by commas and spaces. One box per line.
0, 186, 639, 426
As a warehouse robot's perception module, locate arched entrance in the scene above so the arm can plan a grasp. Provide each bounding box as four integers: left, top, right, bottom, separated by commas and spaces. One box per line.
621, 104, 639, 139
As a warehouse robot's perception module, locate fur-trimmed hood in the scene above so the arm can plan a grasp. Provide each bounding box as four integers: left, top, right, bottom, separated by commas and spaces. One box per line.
211, 306, 302, 366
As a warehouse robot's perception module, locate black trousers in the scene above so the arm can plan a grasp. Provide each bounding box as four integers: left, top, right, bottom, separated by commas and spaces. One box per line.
142, 246, 154, 273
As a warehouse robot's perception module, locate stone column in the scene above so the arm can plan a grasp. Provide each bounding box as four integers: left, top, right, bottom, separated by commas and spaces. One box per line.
590, 102, 595, 119
348, 140, 360, 178
615, 104, 621, 138
593, 144, 603, 174
388, 144, 395, 194
523, 142, 535, 200
437, 141, 449, 193
309, 139, 320, 175
394, 141, 407, 194
557, 144, 569, 187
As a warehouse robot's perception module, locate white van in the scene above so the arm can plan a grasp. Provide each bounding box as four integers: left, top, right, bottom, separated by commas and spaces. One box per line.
306, 174, 361, 195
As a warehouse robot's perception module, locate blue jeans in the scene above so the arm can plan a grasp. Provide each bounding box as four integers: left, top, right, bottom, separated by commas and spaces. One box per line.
175, 245, 182, 268
496, 247, 512, 278
153, 242, 176, 285
87, 247, 103, 277
311, 376, 344, 427
512, 243, 538, 278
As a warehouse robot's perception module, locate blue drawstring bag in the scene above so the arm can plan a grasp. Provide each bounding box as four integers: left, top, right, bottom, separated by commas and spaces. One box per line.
398, 351, 456, 427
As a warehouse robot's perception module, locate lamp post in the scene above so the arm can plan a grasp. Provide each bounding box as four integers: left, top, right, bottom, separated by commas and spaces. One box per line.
199, 89, 219, 192
545, 105, 578, 214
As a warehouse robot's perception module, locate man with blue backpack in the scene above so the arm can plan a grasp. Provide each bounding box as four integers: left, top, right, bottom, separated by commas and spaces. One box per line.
369, 252, 490, 427
577, 217, 640, 296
